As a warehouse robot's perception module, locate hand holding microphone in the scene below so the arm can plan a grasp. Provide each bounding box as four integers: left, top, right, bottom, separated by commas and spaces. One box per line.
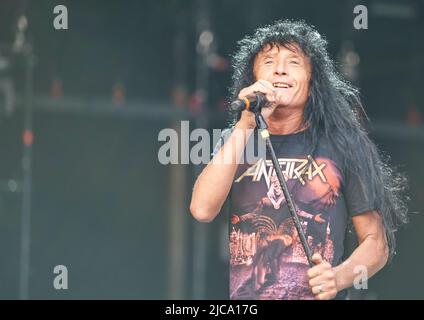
230, 92, 268, 113
233, 79, 277, 130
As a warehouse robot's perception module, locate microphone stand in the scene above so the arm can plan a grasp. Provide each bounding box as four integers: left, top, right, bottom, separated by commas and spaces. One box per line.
254, 112, 313, 267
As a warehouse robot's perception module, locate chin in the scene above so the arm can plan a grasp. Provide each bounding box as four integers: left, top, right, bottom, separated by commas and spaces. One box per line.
275, 97, 294, 106
275, 102, 291, 108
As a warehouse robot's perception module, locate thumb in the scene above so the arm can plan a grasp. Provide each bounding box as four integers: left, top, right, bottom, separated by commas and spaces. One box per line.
312, 253, 323, 265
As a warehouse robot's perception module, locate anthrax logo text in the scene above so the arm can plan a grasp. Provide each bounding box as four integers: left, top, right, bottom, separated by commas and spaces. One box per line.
235, 157, 327, 186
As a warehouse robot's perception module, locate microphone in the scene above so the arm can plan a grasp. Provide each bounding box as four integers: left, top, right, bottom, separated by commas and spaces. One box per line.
229, 92, 268, 113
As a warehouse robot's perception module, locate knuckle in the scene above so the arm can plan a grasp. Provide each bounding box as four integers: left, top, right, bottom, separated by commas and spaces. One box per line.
316, 266, 324, 274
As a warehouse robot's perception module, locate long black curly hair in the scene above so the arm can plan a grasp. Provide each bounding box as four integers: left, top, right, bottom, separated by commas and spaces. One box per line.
229, 19, 408, 259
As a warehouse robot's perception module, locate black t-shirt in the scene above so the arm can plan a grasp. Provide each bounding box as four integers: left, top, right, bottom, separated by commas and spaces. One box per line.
213, 128, 375, 300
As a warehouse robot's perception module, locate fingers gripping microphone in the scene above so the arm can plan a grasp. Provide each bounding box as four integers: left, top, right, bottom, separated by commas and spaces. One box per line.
230, 92, 267, 113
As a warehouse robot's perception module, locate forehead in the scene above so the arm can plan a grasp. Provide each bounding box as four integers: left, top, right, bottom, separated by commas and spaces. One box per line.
252, 42, 312, 77
255, 42, 307, 60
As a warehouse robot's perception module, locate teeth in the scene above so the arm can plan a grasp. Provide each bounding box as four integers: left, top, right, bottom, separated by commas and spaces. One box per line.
273, 83, 290, 88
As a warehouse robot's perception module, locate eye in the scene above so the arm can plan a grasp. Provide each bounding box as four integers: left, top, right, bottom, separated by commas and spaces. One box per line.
289, 59, 300, 65
264, 60, 274, 65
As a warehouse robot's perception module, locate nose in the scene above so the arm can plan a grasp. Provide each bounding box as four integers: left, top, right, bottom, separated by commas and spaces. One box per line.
274, 60, 287, 75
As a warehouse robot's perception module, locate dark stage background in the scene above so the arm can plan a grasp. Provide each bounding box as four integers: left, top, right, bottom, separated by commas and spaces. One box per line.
0, 0, 423, 299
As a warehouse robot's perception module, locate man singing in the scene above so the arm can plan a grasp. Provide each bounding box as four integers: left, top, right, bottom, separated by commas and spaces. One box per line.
190, 20, 408, 300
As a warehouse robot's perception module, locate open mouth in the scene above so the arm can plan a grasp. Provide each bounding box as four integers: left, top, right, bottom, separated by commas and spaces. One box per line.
273, 82, 292, 89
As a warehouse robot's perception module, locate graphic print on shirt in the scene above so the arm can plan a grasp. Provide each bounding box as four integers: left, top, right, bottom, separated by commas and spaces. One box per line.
229, 156, 341, 300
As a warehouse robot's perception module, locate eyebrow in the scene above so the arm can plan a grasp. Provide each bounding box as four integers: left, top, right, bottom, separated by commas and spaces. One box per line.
261, 53, 302, 61
262, 54, 276, 59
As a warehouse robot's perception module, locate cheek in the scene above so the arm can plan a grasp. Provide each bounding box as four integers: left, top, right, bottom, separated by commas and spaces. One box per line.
253, 63, 267, 80
256, 69, 271, 80
298, 74, 311, 91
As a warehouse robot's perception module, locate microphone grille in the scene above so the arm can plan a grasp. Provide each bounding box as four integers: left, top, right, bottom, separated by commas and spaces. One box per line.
229, 100, 244, 112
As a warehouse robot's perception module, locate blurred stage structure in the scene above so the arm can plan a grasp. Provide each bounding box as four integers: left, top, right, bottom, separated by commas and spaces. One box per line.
0, 0, 423, 300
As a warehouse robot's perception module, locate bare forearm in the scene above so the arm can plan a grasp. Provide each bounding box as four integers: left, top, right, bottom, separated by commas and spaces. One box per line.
334, 235, 388, 292
190, 124, 253, 222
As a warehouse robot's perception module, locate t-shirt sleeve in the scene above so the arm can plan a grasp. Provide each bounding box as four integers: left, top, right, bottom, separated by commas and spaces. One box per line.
343, 168, 377, 217
211, 128, 233, 158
